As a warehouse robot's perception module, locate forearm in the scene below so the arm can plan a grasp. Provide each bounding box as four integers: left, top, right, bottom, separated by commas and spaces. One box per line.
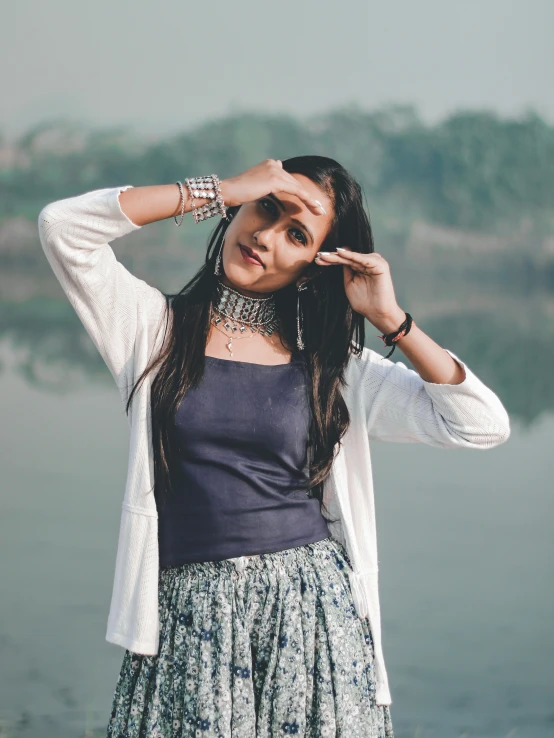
369, 308, 466, 385
118, 183, 211, 226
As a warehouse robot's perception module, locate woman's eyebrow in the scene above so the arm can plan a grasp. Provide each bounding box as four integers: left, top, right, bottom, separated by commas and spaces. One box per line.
265, 192, 314, 244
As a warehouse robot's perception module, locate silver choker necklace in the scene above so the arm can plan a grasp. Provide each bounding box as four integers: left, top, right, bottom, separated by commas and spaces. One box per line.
211, 279, 279, 336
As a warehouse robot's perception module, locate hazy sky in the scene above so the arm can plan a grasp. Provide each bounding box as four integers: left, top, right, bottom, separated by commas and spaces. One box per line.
2, 0, 552, 141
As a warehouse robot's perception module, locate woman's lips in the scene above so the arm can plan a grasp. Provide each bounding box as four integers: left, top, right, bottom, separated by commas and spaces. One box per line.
239, 244, 264, 266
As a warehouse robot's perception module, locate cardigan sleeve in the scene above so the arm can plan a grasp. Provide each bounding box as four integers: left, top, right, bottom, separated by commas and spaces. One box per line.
37, 185, 167, 393
355, 347, 510, 449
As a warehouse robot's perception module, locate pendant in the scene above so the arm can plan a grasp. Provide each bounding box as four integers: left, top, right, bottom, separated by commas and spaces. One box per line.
226, 338, 233, 357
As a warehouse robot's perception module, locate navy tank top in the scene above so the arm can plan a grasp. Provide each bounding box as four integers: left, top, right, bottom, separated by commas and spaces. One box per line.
156, 351, 330, 566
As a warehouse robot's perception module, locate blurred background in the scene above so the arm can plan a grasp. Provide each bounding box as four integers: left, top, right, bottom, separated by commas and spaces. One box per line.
1, 1, 553, 736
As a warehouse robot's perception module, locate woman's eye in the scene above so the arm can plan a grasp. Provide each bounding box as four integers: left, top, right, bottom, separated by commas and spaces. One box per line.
291, 229, 307, 245
258, 199, 306, 245
259, 198, 276, 214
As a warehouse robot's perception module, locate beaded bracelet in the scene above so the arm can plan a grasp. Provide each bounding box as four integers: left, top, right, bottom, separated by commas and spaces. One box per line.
378, 312, 413, 359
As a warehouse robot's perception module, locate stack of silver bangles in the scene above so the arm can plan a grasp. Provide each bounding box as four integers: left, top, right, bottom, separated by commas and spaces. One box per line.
173, 174, 228, 226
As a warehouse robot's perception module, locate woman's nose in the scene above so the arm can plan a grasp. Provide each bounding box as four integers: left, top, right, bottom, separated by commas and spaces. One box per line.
252, 230, 272, 250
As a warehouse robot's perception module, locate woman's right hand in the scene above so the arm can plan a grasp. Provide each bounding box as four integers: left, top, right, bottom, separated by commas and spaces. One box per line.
220, 159, 327, 216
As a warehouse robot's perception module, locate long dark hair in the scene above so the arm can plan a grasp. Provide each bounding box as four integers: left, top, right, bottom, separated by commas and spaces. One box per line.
125, 155, 374, 524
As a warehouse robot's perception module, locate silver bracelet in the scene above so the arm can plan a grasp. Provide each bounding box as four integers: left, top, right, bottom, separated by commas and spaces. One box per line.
173, 181, 186, 226
182, 174, 228, 224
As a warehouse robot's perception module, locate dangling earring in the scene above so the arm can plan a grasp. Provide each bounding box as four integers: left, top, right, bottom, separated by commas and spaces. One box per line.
296, 280, 309, 350
214, 239, 224, 275
215, 210, 235, 276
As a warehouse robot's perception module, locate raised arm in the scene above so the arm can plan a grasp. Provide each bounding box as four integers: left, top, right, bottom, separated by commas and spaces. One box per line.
38, 185, 168, 400
313, 247, 510, 448
349, 345, 510, 449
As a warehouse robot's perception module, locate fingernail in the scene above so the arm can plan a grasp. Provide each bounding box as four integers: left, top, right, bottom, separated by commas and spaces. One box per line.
317, 251, 331, 255
314, 200, 327, 214
336, 247, 348, 251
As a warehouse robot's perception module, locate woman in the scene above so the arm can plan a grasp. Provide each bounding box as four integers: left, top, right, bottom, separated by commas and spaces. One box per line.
38, 156, 510, 737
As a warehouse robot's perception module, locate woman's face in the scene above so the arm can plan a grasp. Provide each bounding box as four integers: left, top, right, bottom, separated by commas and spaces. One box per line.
219, 173, 334, 297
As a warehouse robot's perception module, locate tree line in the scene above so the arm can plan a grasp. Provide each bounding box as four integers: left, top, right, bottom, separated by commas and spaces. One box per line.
1, 103, 553, 237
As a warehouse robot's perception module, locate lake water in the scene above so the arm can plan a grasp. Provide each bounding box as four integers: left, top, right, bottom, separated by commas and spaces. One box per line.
1, 255, 553, 737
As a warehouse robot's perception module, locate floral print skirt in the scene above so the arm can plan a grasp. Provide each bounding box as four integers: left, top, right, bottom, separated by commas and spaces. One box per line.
105, 536, 394, 737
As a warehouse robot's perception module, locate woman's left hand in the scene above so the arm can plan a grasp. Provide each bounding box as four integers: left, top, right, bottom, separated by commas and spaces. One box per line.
314, 247, 406, 334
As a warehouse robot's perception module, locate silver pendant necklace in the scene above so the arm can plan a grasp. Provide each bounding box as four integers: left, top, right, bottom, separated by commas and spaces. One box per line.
210, 279, 279, 357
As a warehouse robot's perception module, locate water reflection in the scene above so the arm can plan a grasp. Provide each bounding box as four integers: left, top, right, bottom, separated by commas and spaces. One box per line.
1, 245, 552, 425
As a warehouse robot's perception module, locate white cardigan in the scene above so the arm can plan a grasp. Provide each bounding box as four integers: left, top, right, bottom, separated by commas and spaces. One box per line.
37, 185, 511, 706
